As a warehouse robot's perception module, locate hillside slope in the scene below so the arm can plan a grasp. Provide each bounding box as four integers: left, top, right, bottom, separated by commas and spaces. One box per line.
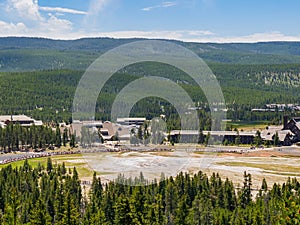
2, 37, 300, 71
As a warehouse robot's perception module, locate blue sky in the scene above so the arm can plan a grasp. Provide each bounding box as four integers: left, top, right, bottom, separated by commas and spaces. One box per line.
0, 0, 300, 42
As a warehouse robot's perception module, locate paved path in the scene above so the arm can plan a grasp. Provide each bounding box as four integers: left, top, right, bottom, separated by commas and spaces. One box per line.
0, 151, 80, 165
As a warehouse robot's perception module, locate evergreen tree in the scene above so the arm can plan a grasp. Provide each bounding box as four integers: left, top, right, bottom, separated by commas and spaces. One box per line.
274, 131, 280, 146
59, 191, 80, 225
55, 126, 62, 147
114, 195, 132, 224
198, 129, 204, 144
30, 199, 52, 225
204, 132, 210, 146
63, 128, 68, 147
47, 157, 53, 174
240, 172, 252, 208
235, 130, 241, 146
70, 133, 76, 148
254, 130, 262, 147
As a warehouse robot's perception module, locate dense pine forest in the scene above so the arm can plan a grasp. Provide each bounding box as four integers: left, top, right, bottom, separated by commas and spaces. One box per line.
0, 64, 299, 126
0, 123, 75, 152
0, 159, 299, 224
0, 123, 53, 151
1, 37, 300, 126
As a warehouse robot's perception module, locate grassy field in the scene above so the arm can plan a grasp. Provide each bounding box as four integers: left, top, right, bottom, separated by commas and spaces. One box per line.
0, 154, 96, 179
216, 160, 300, 176
226, 121, 268, 131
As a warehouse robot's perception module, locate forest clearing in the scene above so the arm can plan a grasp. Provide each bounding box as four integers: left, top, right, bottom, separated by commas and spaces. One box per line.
1, 146, 299, 188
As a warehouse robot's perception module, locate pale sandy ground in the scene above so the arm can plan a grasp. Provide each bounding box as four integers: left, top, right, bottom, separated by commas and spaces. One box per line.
79, 145, 300, 188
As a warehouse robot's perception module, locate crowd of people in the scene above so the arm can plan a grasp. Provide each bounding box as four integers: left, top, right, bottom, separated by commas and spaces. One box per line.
0, 145, 175, 165
0, 150, 81, 165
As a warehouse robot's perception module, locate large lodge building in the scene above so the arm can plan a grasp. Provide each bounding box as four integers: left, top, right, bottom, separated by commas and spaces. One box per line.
169, 117, 300, 146
283, 117, 300, 144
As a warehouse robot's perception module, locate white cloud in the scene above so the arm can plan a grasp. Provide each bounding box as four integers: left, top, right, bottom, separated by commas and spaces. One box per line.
6, 0, 43, 21
99, 30, 300, 44
96, 30, 214, 40
141, 7, 153, 12
87, 0, 111, 16
1, 0, 73, 38
197, 31, 300, 43
84, 30, 300, 43
0, 20, 28, 35
142, 1, 177, 11
83, 0, 112, 30
0, 19, 72, 39
186, 30, 215, 36
44, 14, 72, 33
162, 2, 177, 7
39, 6, 87, 15
0, 0, 109, 39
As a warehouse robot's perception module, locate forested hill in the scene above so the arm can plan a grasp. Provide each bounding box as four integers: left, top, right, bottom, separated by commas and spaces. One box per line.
2, 37, 300, 55
2, 37, 300, 71
0, 159, 299, 224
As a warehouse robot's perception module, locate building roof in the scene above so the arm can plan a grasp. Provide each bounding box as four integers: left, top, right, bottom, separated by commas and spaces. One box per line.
278, 130, 292, 141
0, 115, 35, 122
290, 117, 300, 129
0, 122, 6, 128
293, 117, 300, 123
169, 130, 256, 136
0, 115, 42, 126
34, 120, 43, 126
261, 127, 292, 142
117, 117, 146, 122
102, 122, 114, 136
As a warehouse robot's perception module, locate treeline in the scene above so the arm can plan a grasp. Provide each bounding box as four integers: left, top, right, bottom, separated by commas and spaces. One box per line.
0, 65, 299, 123
0, 159, 299, 224
0, 124, 75, 152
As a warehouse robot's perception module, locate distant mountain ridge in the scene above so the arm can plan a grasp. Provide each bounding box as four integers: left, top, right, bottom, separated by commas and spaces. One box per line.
0, 37, 140, 51
2, 37, 300, 55
1, 37, 300, 71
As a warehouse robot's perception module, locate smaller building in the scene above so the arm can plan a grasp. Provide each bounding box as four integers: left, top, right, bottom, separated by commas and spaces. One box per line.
71, 120, 118, 142
100, 121, 115, 141
116, 117, 146, 126
71, 120, 103, 137
0, 115, 42, 127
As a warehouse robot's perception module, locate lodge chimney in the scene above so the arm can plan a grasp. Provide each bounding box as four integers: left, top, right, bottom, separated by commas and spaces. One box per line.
283, 115, 288, 128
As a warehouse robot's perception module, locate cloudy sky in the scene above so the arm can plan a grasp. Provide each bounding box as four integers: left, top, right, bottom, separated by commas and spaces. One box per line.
0, 0, 300, 42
